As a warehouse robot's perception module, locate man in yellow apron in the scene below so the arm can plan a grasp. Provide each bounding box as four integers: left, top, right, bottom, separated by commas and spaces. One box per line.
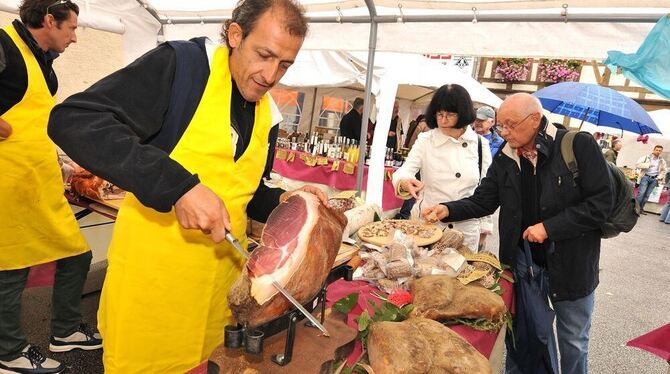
0, 1, 103, 373
49, 0, 327, 372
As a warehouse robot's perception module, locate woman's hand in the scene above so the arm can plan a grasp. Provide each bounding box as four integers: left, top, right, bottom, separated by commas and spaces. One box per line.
421, 205, 449, 223
399, 178, 424, 199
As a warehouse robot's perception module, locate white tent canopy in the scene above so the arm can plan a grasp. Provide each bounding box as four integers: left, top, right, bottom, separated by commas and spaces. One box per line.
2, 0, 667, 207
275, 49, 502, 207
1, 1, 668, 62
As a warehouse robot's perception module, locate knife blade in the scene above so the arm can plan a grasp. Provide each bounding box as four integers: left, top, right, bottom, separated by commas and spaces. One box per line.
225, 233, 330, 337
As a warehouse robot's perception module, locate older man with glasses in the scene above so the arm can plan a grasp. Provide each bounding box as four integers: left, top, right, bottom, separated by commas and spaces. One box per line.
423, 93, 613, 374
0, 1, 101, 373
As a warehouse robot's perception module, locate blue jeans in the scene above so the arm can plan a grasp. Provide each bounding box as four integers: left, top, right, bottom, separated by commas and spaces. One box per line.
506, 251, 595, 374
637, 175, 658, 210
660, 198, 670, 223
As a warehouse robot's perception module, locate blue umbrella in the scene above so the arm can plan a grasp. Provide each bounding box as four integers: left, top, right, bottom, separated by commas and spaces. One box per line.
533, 82, 660, 135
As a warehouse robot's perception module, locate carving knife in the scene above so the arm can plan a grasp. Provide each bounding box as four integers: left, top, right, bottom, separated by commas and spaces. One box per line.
225, 233, 330, 337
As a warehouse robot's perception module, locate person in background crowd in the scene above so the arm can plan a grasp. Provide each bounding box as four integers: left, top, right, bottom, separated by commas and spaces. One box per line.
339, 97, 364, 142
635, 145, 667, 214
473, 105, 504, 156
660, 171, 670, 224
393, 84, 491, 251
404, 114, 429, 150
0, 1, 102, 374
387, 100, 402, 151
604, 139, 622, 165
48, 0, 327, 372
395, 114, 430, 219
472, 105, 502, 252
422, 93, 613, 374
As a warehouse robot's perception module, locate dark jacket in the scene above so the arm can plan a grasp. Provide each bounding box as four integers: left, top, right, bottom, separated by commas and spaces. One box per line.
339, 109, 362, 141
445, 121, 613, 301
603, 148, 618, 165
48, 40, 283, 221
1, 20, 59, 114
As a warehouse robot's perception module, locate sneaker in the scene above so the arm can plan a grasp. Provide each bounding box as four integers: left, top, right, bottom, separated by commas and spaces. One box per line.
49, 323, 102, 353
0, 345, 64, 374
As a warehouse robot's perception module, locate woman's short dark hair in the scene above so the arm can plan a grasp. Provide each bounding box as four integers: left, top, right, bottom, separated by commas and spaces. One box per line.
221, 0, 308, 48
19, 0, 79, 29
424, 84, 476, 129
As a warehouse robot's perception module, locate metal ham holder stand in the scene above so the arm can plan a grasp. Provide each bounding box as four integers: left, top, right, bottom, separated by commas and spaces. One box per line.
223, 262, 354, 366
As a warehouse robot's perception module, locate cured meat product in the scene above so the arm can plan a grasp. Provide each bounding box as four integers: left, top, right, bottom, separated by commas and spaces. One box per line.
328, 197, 356, 213
410, 275, 506, 322
228, 191, 347, 327
367, 317, 491, 374
432, 229, 465, 252
70, 170, 124, 200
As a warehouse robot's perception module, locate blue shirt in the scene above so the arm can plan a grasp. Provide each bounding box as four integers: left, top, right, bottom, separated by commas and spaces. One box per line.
482, 130, 504, 156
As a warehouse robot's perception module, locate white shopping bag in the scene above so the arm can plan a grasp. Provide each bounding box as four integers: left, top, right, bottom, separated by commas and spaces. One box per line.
647, 186, 662, 204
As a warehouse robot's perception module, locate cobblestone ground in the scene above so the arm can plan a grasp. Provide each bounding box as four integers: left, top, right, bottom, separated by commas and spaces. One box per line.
20, 213, 669, 373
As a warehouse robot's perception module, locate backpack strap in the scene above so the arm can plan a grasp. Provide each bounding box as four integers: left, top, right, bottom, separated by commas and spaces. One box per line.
560, 131, 579, 182
478, 135, 483, 183
147, 37, 210, 152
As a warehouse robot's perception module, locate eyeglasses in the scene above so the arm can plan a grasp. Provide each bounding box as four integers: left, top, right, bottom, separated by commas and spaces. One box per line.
495, 113, 534, 133
436, 111, 458, 120
46, 0, 72, 15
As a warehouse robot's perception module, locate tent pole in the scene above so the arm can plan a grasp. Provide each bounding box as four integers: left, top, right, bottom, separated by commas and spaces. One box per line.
162, 12, 664, 25
355, 0, 378, 196
134, 0, 162, 24
308, 87, 318, 136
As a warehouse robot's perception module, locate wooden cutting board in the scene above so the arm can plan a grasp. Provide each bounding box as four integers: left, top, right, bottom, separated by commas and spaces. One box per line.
208, 310, 356, 374
357, 219, 442, 247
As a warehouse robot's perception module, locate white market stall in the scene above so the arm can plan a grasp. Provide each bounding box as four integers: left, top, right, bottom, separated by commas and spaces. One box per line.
2, 0, 667, 208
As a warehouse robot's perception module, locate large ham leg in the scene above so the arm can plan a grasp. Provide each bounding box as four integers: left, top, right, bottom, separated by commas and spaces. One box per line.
228, 191, 347, 327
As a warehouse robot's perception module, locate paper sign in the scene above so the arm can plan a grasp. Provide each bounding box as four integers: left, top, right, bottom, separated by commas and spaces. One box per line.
317, 157, 329, 166
275, 149, 288, 160
465, 253, 502, 270
304, 156, 318, 167
457, 269, 489, 285
334, 190, 357, 199
343, 162, 356, 175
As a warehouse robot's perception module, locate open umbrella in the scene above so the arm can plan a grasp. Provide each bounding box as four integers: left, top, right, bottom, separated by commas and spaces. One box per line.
533, 82, 660, 135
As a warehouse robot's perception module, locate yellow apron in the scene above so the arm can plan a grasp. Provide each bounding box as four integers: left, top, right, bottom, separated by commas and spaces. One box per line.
98, 46, 272, 373
0, 25, 88, 270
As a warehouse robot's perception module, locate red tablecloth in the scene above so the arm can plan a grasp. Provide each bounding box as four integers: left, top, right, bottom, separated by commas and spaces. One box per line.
326, 275, 514, 364
627, 323, 670, 362
272, 150, 403, 211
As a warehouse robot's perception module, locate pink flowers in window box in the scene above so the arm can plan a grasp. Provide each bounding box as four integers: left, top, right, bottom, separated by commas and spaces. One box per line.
538, 59, 583, 83
494, 58, 532, 82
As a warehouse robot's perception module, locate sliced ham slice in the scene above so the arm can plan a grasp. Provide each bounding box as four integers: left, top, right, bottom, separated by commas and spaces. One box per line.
228, 191, 347, 327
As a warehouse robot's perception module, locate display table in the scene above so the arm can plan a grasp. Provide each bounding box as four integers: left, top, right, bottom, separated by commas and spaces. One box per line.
325, 276, 514, 372
191, 311, 356, 374
26, 192, 119, 289
272, 149, 403, 211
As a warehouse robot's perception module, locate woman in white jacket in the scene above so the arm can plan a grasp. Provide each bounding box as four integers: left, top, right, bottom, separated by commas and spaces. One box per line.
392, 84, 491, 251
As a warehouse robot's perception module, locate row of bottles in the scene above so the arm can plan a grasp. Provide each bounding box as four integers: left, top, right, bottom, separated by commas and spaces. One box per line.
276, 134, 405, 167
